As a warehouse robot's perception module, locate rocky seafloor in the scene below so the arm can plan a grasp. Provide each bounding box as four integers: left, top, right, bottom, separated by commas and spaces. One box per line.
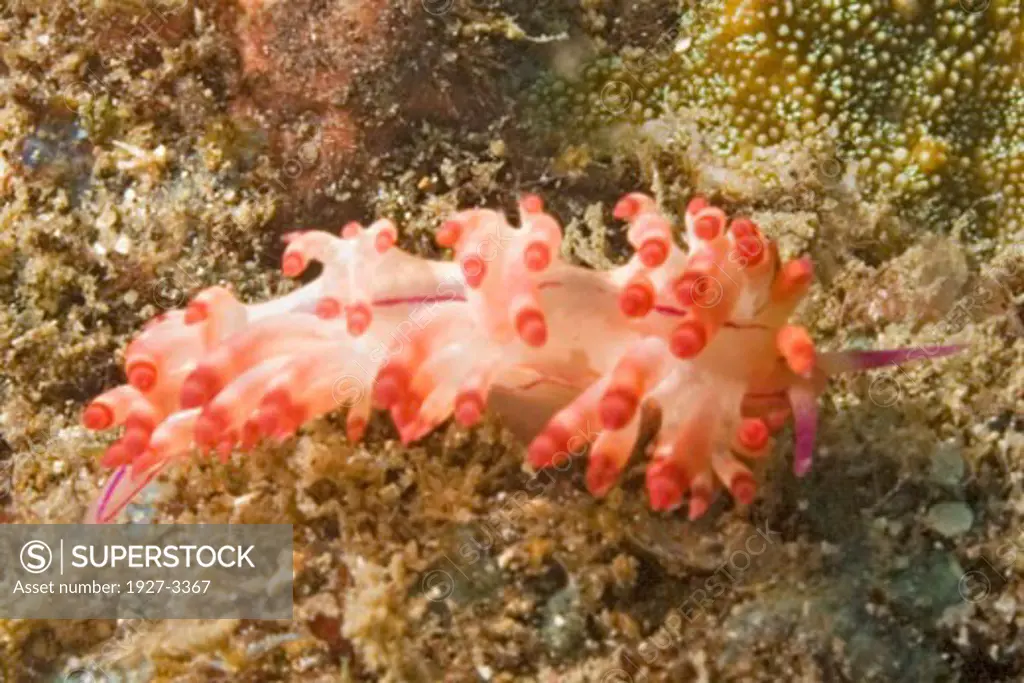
0, 0, 1021, 681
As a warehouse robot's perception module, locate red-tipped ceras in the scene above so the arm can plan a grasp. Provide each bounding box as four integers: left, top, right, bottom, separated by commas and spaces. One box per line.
81, 193, 962, 522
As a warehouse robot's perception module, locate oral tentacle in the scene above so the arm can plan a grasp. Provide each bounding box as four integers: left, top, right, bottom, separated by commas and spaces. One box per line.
788, 381, 819, 477
818, 345, 966, 375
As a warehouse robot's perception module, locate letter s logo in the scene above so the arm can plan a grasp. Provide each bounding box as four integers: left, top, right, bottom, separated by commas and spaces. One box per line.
21, 541, 53, 574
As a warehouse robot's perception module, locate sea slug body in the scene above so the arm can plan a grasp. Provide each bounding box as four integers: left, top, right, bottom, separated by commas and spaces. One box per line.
82, 193, 962, 523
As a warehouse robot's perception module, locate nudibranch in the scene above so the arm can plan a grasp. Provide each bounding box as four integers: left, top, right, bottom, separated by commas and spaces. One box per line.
82, 193, 961, 523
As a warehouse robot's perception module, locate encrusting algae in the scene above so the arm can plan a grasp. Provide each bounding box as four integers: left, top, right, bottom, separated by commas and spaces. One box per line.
532, 0, 1023, 235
